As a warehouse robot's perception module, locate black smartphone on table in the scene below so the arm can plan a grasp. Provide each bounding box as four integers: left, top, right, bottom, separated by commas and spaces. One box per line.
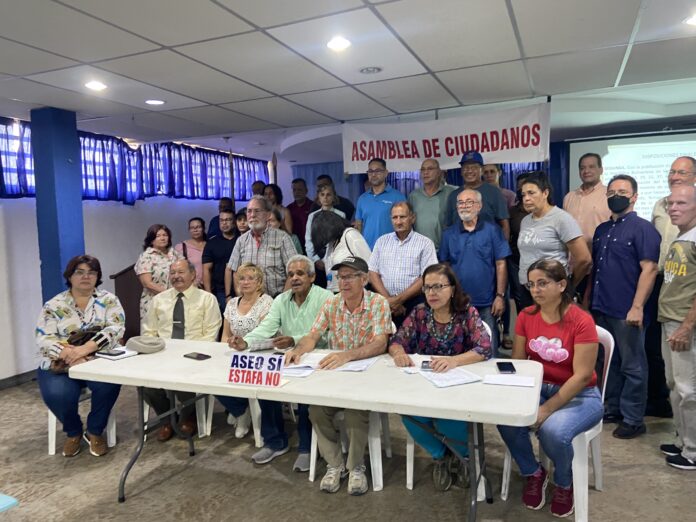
496, 361, 516, 374
421, 360, 433, 371
183, 352, 211, 361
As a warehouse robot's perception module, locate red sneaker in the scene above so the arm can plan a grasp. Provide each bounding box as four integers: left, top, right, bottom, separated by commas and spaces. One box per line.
522, 465, 548, 510
551, 484, 574, 518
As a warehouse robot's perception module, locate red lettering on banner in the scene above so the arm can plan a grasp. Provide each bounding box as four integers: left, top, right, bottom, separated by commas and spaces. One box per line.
351, 142, 359, 161
500, 129, 509, 150
375, 141, 386, 159
521, 125, 531, 147
480, 132, 490, 153
531, 124, 541, 146
444, 137, 455, 156
489, 131, 500, 151
423, 139, 432, 157
432, 139, 440, 157
510, 127, 519, 149
470, 134, 479, 152
265, 372, 281, 386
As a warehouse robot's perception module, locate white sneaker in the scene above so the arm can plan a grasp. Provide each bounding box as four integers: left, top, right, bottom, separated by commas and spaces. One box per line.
235, 409, 251, 439
348, 464, 368, 496
320, 464, 347, 493
226, 413, 237, 426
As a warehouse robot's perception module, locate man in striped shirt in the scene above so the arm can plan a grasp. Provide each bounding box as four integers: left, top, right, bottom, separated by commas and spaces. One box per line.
368, 201, 438, 327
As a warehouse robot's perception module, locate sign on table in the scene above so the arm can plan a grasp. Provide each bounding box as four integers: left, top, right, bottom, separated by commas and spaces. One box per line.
228, 353, 284, 387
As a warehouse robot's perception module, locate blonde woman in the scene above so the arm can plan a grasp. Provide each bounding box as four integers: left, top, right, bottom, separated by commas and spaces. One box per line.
217, 263, 273, 437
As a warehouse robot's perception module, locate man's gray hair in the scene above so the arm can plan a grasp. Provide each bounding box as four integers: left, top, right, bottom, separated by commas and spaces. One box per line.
286, 254, 315, 276
459, 188, 483, 203
250, 194, 272, 211
172, 258, 197, 274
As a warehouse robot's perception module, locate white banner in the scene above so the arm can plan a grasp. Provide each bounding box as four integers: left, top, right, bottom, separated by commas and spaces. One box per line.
342, 103, 550, 173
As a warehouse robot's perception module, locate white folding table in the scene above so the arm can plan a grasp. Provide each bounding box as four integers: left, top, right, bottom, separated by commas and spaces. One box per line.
71, 339, 542, 521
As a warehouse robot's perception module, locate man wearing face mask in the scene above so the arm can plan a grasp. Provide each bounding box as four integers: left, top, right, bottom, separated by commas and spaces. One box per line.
590, 175, 661, 439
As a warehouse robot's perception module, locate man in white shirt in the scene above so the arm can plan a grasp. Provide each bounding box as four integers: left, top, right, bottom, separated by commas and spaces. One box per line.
142, 259, 221, 441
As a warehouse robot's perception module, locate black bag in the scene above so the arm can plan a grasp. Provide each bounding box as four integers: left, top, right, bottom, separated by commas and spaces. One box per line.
49, 326, 102, 374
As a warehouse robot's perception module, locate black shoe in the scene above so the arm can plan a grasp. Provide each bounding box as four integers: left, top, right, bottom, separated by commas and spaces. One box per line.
666, 454, 696, 470
660, 444, 682, 456
613, 422, 646, 439
603, 413, 623, 424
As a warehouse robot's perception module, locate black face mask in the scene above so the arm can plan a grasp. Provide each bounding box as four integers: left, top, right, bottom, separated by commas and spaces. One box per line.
607, 195, 631, 214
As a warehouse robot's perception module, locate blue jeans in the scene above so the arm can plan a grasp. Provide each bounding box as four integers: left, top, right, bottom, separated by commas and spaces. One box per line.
216, 396, 248, 418
260, 400, 312, 453
402, 415, 468, 459
477, 305, 499, 358
594, 313, 648, 425
37, 368, 121, 437
498, 384, 602, 488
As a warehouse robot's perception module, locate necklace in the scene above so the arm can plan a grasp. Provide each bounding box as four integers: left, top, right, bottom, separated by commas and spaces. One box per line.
427, 309, 455, 344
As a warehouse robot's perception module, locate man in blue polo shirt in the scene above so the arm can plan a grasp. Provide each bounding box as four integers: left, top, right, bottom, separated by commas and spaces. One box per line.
355, 157, 406, 249
440, 189, 510, 354
445, 150, 509, 239
591, 174, 661, 439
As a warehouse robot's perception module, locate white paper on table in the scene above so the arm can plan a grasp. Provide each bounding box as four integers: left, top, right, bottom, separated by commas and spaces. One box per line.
482, 374, 535, 387
284, 351, 325, 370
337, 356, 379, 372
283, 367, 314, 378
247, 339, 275, 352
419, 367, 481, 388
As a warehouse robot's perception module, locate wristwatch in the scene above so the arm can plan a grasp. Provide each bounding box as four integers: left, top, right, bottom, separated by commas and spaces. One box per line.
495, 293, 505, 299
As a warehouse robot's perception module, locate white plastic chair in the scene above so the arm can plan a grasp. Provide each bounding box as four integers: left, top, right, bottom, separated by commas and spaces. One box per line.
143, 395, 210, 440
309, 411, 392, 491
48, 390, 116, 455
500, 325, 614, 522
405, 321, 493, 494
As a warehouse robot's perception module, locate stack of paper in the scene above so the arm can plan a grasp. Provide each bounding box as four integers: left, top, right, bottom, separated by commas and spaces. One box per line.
419, 367, 482, 388
482, 374, 535, 387
283, 352, 380, 376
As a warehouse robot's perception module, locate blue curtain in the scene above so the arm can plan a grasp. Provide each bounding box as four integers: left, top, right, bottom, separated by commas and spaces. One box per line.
386, 171, 420, 195
0, 118, 34, 197
0, 119, 269, 205
291, 161, 365, 203
232, 155, 269, 201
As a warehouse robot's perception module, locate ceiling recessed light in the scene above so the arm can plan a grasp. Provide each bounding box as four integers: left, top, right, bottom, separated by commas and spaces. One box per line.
327, 36, 351, 52
684, 15, 696, 26
85, 80, 107, 91
359, 66, 383, 74
145, 99, 165, 106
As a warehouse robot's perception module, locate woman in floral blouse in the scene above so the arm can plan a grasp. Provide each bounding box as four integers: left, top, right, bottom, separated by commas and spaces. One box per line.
35, 255, 125, 458
388, 263, 491, 491
135, 224, 182, 324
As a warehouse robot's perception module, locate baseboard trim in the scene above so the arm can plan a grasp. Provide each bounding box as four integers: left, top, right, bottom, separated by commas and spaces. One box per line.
0, 370, 35, 390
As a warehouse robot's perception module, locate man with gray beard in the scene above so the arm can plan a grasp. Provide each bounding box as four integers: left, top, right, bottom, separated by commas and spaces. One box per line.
439, 189, 510, 355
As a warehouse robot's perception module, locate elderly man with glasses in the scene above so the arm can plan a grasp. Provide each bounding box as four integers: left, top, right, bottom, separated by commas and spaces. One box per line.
286, 256, 392, 496
440, 189, 511, 355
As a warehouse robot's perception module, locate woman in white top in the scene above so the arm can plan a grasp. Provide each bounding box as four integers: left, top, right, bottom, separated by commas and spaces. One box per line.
517, 172, 591, 309
218, 263, 273, 437
305, 184, 346, 265
174, 217, 206, 287
310, 210, 371, 292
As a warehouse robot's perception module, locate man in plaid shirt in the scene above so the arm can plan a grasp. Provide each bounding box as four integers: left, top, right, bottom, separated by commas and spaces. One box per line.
286, 256, 392, 496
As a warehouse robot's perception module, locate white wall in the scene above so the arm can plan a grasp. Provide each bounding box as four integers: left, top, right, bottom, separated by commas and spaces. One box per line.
0, 196, 244, 380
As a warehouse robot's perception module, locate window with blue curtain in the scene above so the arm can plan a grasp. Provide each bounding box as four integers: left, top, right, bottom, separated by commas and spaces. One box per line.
0, 117, 34, 197
0, 118, 269, 204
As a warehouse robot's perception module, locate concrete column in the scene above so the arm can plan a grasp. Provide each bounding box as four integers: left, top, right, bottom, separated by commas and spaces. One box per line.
30, 107, 84, 302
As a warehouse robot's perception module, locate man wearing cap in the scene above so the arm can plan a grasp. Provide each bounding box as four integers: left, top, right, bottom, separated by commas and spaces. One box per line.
440, 189, 511, 355
445, 151, 510, 239
408, 158, 457, 249
355, 158, 406, 249
141, 259, 222, 441
369, 201, 438, 326
228, 255, 333, 472
286, 255, 392, 495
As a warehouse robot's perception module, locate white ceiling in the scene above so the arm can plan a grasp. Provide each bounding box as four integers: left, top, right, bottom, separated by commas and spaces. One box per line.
1, 0, 696, 162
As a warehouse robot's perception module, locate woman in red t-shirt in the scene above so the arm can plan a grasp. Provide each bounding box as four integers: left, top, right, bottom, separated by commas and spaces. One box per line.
498, 259, 602, 518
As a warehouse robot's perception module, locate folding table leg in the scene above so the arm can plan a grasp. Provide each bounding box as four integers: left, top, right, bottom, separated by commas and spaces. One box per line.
118, 387, 146, 503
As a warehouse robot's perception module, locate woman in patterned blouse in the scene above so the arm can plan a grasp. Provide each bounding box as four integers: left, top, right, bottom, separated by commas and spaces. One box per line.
388, 263, 492, 491
35, 255, 125, 458
134, 224, 182, 325
218, 263, 273, 438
